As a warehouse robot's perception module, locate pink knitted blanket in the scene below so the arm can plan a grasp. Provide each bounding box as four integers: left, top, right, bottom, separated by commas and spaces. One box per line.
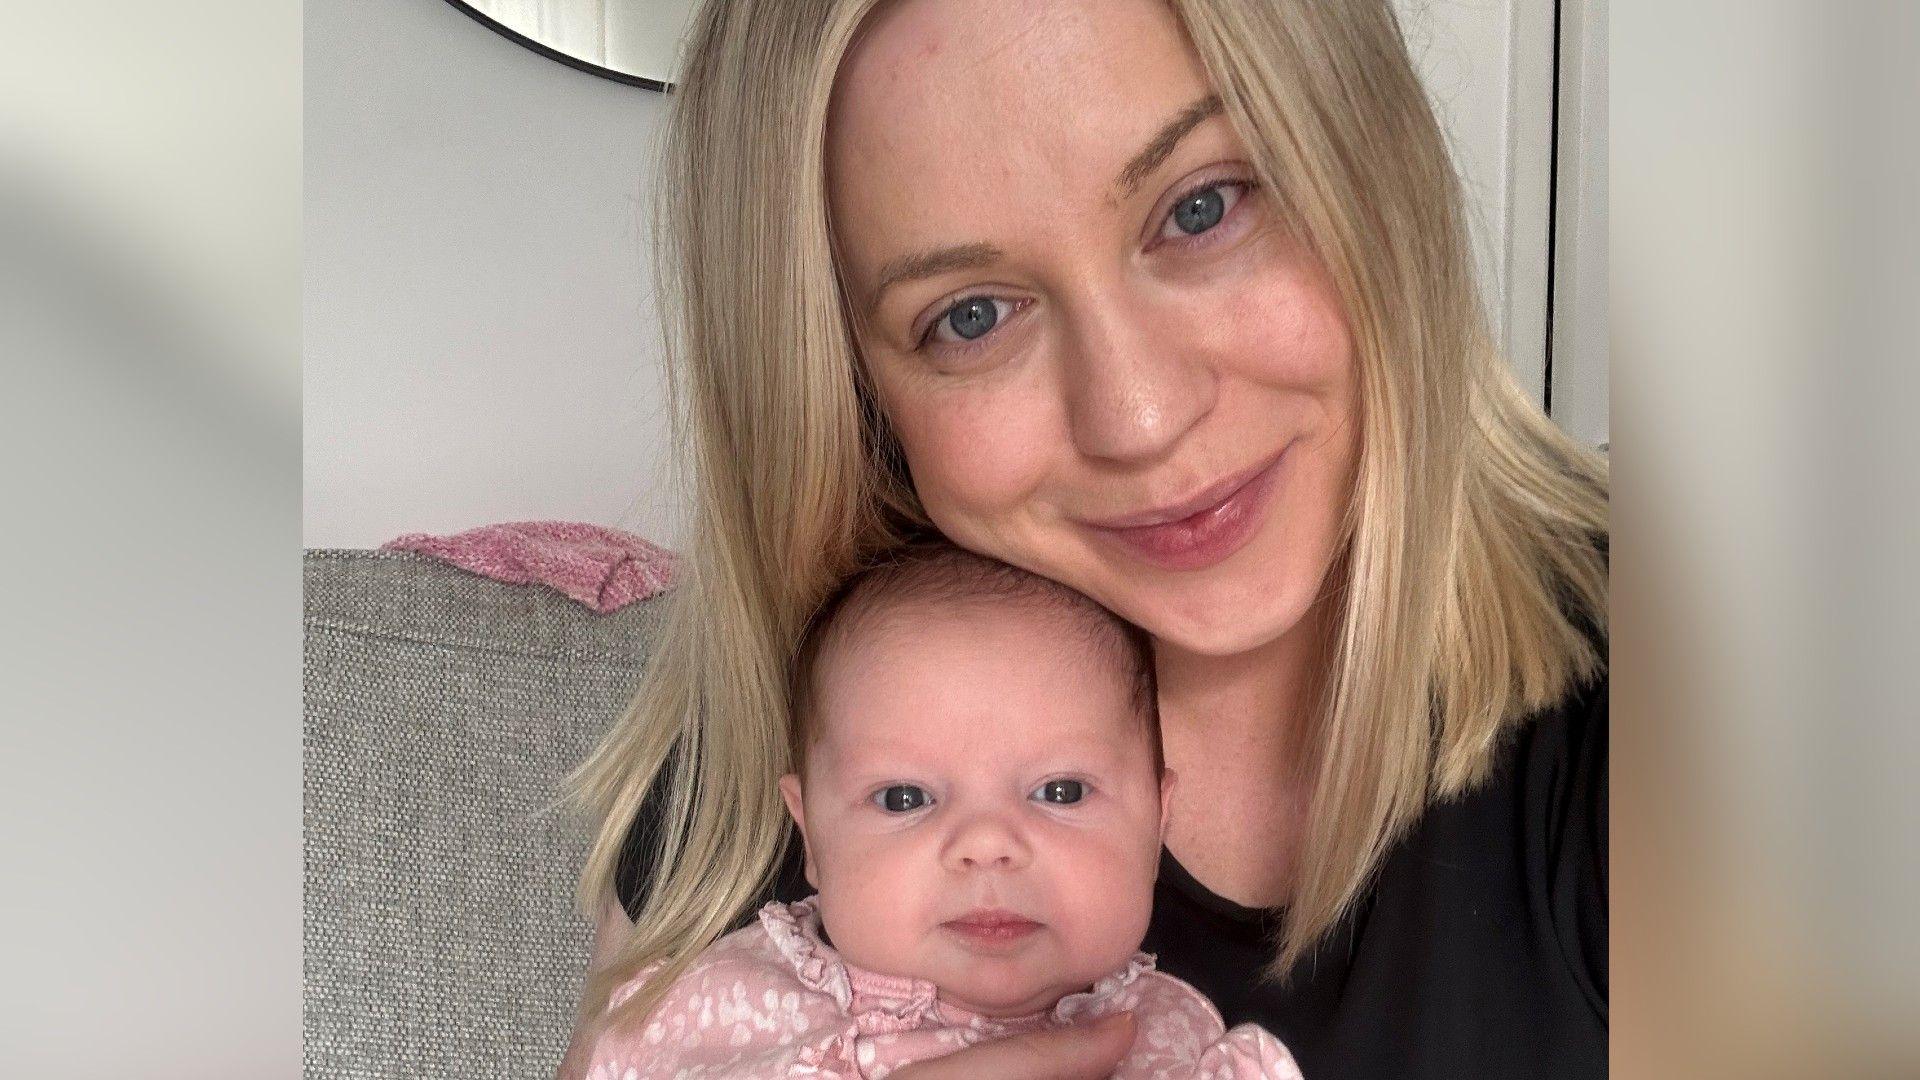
381, 521, 678, 613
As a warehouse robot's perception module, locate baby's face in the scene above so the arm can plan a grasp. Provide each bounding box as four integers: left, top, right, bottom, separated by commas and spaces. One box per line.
782, 600, 1170, 1018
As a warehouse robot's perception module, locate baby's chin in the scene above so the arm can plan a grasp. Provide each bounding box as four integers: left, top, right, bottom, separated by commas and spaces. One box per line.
935, 955, 1127, 1019
937, 978, 1082, 1020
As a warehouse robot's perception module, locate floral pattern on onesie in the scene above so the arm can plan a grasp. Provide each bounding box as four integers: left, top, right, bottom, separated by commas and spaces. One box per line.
585, 896, 1302, 1079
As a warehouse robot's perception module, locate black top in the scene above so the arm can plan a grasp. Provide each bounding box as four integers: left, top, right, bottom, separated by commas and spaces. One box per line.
615, 675, 1607, 1080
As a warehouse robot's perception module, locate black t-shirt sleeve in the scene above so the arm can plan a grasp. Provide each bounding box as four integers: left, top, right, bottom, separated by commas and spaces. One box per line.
1543, 675, 1609, 1019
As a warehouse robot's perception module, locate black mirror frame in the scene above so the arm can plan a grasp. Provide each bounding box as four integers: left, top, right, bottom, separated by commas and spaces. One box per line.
443, 0, 674, 93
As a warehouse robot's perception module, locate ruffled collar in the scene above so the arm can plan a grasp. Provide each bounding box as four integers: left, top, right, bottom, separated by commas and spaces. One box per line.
758, 896, 1158, 1037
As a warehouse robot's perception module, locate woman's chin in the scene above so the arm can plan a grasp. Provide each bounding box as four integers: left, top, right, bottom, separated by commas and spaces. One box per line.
1122, 585, 1313, 660
1145, 617, 1293, 660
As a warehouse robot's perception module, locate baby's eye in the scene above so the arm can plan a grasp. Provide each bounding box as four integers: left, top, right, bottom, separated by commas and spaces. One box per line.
873, 784, 933, 813
1031, 779, 1086, 805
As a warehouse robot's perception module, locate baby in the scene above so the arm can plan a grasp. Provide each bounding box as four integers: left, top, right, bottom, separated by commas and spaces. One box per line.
586, 544, 1301, 1078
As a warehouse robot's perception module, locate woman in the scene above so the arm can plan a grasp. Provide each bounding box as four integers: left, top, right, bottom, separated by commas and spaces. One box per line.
562, 1, 1608, 1077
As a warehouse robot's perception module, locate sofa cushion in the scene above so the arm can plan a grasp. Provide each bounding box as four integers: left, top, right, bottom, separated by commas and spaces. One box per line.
303, 549, 666, 1079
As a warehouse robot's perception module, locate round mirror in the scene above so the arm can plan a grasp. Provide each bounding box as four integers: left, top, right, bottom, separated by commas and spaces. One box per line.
446, 0, 700, 91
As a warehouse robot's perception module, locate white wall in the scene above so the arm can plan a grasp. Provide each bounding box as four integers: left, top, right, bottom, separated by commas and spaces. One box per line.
1397, 0, 1556, 412
303, 0, 1598, 550
304, 0, 679, 549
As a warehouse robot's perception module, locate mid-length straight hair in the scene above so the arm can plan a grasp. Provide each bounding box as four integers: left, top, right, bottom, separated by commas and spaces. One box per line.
568, 0, 1608, 1033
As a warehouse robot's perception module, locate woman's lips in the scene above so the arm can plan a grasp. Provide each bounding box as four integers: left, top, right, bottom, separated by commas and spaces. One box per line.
1081, 445, 1290, 572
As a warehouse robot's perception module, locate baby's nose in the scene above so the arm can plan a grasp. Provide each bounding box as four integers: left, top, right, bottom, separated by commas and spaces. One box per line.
944, 814, 1033, 871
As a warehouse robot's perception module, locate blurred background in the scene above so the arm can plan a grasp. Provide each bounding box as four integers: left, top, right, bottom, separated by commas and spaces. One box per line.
0, 0, 1915, 1076
0, 2, 300, 1077
1611, 3, 1920, 1076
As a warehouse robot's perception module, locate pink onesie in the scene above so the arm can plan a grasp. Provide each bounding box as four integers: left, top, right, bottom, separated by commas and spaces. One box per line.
585, 897, 1302, 1079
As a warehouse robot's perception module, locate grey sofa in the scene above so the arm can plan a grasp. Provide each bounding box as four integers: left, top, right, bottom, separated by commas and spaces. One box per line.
304, 549, 666, 1079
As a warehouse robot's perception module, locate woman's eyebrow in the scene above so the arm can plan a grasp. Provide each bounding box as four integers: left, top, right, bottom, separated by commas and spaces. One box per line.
868, 242, 1003, 316
1114, 93, 1225, 198
863, 93, 1224, 318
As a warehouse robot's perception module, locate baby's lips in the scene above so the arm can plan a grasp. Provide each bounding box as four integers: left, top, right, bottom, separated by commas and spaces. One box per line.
941, 908, 1043, 931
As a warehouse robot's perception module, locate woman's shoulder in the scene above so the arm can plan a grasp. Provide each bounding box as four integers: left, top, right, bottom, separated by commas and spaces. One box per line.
1509, 664, 1608, 830
1342, 670, 1609, 1023
1516, 664, 1607, 782
1505, 665, 1609, 1014
1479, 665, 1606, 899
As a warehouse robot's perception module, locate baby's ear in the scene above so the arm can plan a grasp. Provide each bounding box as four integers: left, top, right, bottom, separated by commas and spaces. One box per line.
778, 774, 819, 888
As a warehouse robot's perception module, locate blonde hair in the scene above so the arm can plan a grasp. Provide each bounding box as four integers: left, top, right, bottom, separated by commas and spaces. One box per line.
568, 0, 1608, 1034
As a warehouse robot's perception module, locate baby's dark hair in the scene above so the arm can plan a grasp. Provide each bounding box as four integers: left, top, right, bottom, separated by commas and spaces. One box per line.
787, 542, 1162, 776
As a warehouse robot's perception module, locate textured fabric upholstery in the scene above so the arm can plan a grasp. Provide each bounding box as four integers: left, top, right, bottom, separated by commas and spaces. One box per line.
303, 549, 666, 1079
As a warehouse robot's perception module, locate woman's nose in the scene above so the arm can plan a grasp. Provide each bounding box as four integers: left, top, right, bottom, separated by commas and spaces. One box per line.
941, 813, 1033, 872
1059, 285, 1217, 465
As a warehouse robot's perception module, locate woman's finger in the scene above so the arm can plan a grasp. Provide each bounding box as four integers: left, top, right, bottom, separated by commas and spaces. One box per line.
886, 1011, 1136, 1080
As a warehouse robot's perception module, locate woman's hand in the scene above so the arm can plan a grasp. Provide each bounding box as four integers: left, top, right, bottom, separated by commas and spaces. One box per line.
885, 1012, 1136, 1080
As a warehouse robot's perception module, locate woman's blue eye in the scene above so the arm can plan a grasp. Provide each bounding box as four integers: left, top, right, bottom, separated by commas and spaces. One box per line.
1173, 187, 1226, 234
1032, 779, 1086, 805
939, 296, 1000, 342
874, 784, 932, 813
1159, 181, 1248, 241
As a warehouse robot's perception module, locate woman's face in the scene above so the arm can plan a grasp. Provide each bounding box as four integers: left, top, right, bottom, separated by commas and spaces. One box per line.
827, 0, 1360, 658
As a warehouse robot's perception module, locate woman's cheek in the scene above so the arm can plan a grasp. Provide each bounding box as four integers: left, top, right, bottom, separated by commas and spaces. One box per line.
1240, 258, 1356, 393
889, 380, 1061, 537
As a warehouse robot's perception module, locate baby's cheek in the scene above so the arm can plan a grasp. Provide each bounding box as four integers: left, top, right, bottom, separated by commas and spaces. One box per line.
1056, 835, 1158, 962
814, 836, 935, 973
